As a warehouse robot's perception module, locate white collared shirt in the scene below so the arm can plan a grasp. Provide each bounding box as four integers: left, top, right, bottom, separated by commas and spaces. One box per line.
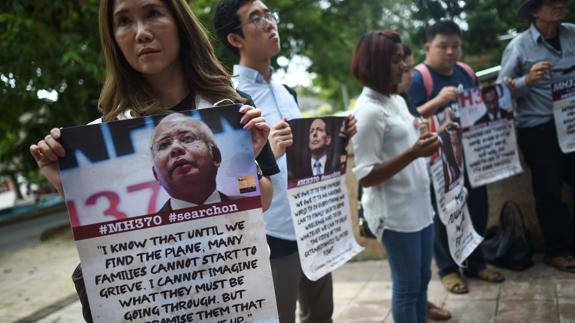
169, 189, 222, 210
352, 87, 434, 239
233, 64, 301, 240
310, 155, 327, 176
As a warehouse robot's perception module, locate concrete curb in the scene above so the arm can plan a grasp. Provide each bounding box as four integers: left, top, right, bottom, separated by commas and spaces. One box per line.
0, 202, 67, 227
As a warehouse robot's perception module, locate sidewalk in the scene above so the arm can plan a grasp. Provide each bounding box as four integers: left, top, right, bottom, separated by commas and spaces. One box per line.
1, 212, 574, 323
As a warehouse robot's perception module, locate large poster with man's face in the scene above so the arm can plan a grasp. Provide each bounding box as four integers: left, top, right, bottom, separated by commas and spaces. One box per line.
59, 105, 278, 323
458, 84, 523, 187
284, 116, 363, 281
429, 106, 483, 267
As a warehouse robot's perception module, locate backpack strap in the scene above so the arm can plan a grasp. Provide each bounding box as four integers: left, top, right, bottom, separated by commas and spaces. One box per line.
415, 62, 477, 100
456, 62, 477, 83
282, 84, 299, 105
414, 64, 433, 100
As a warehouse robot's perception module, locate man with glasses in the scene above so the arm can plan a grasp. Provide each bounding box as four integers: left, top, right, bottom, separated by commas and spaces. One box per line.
498, 0, 575, 272
408, 20, 505, 295
213, 1, 330, 322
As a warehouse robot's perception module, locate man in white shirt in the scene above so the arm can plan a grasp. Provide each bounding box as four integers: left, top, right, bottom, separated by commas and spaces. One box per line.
214, 1, 355, 321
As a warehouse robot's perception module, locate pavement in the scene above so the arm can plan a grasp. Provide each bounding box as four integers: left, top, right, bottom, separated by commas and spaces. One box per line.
2, 215, 575, 323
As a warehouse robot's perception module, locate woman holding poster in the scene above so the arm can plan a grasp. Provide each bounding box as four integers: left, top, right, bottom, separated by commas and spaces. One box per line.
351, 31, 441, 323
29, 0, 278, 322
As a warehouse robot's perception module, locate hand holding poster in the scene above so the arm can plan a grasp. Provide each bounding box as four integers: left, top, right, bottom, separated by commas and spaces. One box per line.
458, 84, 523, 187
552, 77, 575, 153
59, 105, 278, 322
285, 117, 363, 281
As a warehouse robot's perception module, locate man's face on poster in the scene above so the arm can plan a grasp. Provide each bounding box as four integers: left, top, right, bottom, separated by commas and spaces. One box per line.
449, 129, 463, 166
483, 89, 500, 114
151, 115, 220, 194
308, 119, 331, 156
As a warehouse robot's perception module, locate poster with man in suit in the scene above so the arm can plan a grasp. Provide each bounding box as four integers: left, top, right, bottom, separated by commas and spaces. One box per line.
284, 116, 363, 281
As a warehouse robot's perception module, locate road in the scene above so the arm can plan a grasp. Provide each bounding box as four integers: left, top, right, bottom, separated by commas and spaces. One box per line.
0, 206, 69, 255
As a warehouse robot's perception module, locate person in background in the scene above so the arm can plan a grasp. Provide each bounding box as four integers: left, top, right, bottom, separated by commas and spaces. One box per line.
29, 0, 279, 321
352, 30, 440, 323
407, 20, 504, 295
498, 0, 575, 272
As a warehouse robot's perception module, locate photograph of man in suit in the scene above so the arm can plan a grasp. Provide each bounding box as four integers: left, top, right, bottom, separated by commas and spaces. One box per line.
439, 128, 462, 191
308, 118, 337, 177
476, 85, 512, 125
151, 113, 237, 211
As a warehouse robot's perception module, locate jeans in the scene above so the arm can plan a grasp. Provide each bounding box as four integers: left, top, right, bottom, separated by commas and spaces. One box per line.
381, 224, 434, 323
432, 174, 488, 277
517, 121, 575, 256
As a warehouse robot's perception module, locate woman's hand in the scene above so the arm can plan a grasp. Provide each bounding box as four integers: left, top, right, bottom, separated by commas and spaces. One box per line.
410, 132, 440, 158
29, 128, 65, 196
342, 114, 357, 138
270, 118, 293, 160
240, 105, 270, 157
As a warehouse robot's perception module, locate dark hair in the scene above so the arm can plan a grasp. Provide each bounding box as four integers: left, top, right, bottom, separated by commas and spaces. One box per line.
403, 44, 412, 58
426, 20, 461, 42
213, 0, 254, 56
481, 85, 500, 100
352, 31, 402, 96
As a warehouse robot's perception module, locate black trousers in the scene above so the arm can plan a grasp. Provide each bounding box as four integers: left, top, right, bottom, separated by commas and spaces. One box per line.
517, 121, 575, 257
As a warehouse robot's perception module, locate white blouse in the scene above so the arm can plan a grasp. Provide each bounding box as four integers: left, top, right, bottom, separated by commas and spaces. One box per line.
352, 87, 434, 239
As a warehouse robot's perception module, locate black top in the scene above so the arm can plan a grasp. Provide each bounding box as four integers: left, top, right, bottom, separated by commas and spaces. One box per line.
171, 92, 280, 177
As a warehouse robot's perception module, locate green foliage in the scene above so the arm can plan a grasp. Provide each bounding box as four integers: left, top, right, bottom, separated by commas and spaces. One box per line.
0, 0, 103, 176
2, 0, 575, 179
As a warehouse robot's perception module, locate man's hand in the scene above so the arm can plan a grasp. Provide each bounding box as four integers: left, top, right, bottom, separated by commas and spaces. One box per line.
240, 105, 270, 157
434, 86, 461, 107
29, 128, 65, 195
270, 118, 293, 160
525, 61, 551, 87
503, 76, 517, 91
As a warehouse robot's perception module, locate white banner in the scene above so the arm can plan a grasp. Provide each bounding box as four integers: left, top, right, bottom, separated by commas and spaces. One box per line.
458, 84, 523, 187
429, 108, 482, 266
430, 162, 483, 266
285, 117, 363, 281
287, 176, 363, 281
552, 77, 575, 153
59, 106, 278, 323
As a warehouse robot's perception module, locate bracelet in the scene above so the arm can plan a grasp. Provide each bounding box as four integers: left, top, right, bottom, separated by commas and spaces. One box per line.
255, 161, 263, 180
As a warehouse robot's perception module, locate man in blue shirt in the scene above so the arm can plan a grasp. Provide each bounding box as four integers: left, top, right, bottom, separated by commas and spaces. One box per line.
213, 1, 355, 322
498, 0, 575, 272
408, 20, 505, 294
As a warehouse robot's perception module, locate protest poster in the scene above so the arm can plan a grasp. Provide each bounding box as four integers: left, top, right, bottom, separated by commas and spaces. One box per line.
59, 105, 278, 323
458, 84, 523, 187
284, 117, 363, 281
552, 76, 575, 153
429, 107, 483, 266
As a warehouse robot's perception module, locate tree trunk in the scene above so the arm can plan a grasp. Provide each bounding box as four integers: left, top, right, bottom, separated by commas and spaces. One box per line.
8, 172, 23, 200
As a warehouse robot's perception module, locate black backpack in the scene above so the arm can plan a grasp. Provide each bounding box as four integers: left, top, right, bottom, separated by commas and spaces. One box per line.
482, 201, 534, 271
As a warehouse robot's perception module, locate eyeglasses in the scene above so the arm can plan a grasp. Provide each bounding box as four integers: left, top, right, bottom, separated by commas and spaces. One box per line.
237, 12, 279, 30
152, 132, 201, 154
